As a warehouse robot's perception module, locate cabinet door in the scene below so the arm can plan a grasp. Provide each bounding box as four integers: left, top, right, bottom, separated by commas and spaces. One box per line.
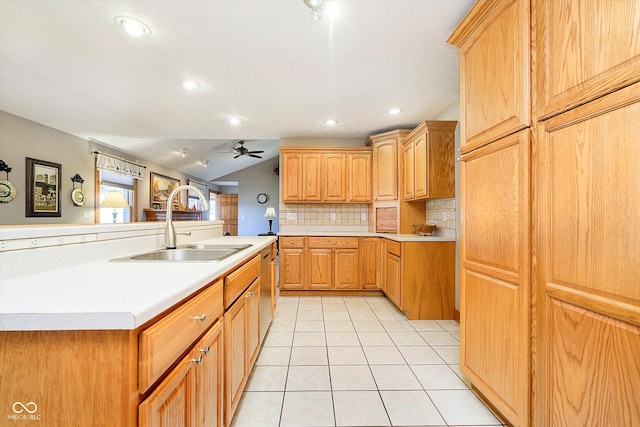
385, 252, 401, 308
348, 153, 372, 202
361, 238, 379, 290
323, 153, 347, 202
246, 280, 261, 369
197, 321, 224, 427
303, 153, 322, 201
224, 297, 247, 425
402, 140, 415, 199
308, 248, 333, 290
373, 139, 398, 200
379, 239, 388, 294
334, 248, 360, 290
413, 134, 427, 198
282, 153, 303, 201
536, 85, 640, 427
139, 352, 197, 427
460, 130, 530, 426
448, 0, 530, 151
280, 248, 305, 290
536, 0, 640, 120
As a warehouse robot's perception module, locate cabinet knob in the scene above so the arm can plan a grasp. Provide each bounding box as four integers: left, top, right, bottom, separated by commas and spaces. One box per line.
191, 355, 203, 365
456, 157, 461, 162
200, 346, 210, 356
192, 313, 207, 322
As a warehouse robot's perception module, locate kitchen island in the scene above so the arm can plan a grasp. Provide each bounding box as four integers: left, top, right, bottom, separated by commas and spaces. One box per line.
0, 221, 277, 427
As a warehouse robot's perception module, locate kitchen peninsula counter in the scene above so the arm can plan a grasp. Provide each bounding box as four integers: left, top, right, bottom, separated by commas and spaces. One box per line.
0, 230, 276, 331
278, 229, 456, 242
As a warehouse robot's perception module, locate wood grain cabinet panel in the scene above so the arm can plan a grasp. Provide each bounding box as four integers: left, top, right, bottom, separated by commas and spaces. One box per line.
323, 153, 347, 201
282, 152, 303, 202
448, 0, 530, 152
371, 133, 404, 201
361, 238, 380, 290
303, 153, 322, 201
536, 84, 640, 426
460, 130, 530, 426
348, 153, 372, 202
536, 0, 640, 120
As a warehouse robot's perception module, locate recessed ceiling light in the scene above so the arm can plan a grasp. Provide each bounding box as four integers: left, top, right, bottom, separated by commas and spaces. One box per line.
388, 108, 401, 115
229, 117, 242, 126
182, 80, 200, 90
203, 160, 210, 167
114, 16, 151, 37
324, 119, 338, 126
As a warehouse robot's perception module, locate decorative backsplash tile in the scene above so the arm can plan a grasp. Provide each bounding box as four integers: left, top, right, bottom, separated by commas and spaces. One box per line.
280, 203, 370, 227
425, 198, 456, 230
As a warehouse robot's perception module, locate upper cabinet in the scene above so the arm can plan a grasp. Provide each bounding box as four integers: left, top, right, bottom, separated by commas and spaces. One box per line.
448, 0, 530, 152
280, 147, 372, 203
369, 130, 409, 201
536, 0, 640, 120
401, 121, 457, 201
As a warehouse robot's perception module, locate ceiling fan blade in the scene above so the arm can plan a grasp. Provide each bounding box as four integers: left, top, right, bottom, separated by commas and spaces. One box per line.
233, 154, 242, 159
247, 150, 264, 154
248, 154, 263, 159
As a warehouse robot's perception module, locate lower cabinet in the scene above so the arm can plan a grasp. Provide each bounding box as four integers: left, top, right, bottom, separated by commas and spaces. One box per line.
280, 237, 305, 290
224, 279, 260, 426
384, 240, 402, 307
361, 238, 380, 289
139, 319, 224, 427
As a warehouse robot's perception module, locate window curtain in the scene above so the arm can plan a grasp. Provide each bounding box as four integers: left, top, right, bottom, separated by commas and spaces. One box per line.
96, 154, 145, 180
187, 179, 208, 197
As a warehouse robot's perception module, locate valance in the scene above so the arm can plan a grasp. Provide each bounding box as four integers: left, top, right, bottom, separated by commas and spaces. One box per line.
95, 153, 146, 180
187, 179, 209, 197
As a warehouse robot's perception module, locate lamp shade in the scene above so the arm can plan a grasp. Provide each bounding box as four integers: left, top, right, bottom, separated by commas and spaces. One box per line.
100, 190, 130, 208
263, 206, 277, 219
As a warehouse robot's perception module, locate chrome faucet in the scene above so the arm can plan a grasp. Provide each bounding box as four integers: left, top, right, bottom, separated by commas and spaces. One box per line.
165, 185, 210, 249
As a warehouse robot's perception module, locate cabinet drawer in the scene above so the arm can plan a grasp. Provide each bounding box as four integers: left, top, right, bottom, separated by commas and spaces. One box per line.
386, 240, 401, 256
225, 255, 260, 309
280, 236, 304, 248
139, 280, 223, 393
307, 237, 359, 249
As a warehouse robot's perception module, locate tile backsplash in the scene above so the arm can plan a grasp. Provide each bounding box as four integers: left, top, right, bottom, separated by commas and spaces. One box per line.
426, 198, 456, 230
280, 203, 370, 227
280, 199, 457, 232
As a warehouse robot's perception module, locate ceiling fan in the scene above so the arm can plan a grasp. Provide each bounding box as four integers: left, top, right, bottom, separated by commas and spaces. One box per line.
232, 141, 264, 159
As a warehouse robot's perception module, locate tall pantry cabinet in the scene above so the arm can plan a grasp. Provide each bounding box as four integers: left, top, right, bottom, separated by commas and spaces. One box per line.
449, 0, 640, 426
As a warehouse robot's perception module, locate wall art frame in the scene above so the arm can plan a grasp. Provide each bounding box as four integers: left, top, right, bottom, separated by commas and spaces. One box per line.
26, 157, 62, 217
150, 172, 181, 209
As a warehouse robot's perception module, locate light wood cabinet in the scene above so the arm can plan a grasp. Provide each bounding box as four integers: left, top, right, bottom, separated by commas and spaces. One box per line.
361, 237, 380, 290
384, 241, 402, 308
348, 153, 372, 202
280, 147, 372, 203
448, 0, 530, 152
224, 279, 260, 426
307, 237, 360, 290
323, 153, 347, 202
282, 152, 303, 202
370, 130, 408, 201
280, 236, 305, 290
139, 319, 224, 427
402, 121, 457, 201
535, 0, 640, 120
535, 83, 640, 427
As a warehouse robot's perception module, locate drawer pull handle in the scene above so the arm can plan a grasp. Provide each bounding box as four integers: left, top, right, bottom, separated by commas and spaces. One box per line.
200, 346, 210, 356
191, 355, 203, 365
192, 314, 207, 322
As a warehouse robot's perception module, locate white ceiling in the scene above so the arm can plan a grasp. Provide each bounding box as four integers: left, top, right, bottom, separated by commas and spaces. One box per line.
0, 0, 473, 181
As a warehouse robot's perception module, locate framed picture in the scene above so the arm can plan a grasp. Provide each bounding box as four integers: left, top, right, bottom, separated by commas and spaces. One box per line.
150, 172, 181, 209
26, 157, 62, 217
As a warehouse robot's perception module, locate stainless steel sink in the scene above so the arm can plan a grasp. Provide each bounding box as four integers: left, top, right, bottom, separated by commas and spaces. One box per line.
111, 244, 252, 262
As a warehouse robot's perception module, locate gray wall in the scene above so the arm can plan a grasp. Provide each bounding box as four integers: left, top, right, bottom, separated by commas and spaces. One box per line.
216, 157, 280, 236
0, 110, 218, 225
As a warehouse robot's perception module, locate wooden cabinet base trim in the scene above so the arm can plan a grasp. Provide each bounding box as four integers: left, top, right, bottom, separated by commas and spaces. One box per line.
469, 384, 511, 427
279, 290, 384, 297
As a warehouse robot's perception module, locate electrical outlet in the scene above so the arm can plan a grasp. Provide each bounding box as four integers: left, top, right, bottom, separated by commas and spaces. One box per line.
330, 213, 336, 221
442, 211, 447, 221
361, 213, 367, 221
83, 211, 88, 219
286, 212, 297, 220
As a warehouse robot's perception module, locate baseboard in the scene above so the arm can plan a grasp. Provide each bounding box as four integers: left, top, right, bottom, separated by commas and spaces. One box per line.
454, 309, 460, 323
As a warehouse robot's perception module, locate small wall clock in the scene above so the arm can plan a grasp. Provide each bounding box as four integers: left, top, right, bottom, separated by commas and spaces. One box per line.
257, 193, 268, 204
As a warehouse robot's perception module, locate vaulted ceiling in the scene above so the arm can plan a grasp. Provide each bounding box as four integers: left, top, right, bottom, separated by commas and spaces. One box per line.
0, 0, 473, 180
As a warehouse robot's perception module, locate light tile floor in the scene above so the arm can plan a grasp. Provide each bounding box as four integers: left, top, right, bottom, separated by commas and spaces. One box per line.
231, 295, 504, 427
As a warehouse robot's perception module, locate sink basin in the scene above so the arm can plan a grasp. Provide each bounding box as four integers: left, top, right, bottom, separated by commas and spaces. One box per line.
111, 244, 252, 262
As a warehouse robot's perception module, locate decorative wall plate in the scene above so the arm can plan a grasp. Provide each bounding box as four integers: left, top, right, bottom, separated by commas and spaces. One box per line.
71, 188, 86, 206
0, 179, 16, 203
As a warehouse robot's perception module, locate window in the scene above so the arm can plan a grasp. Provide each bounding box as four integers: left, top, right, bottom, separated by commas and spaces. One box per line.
99, 171, 134, 223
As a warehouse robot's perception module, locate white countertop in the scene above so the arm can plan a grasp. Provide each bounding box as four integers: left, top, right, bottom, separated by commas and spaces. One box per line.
277, 230, 456, 242
0, 236, 276, 331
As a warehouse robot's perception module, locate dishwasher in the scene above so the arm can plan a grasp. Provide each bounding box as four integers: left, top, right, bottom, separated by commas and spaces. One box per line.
259, 245, 274, 342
